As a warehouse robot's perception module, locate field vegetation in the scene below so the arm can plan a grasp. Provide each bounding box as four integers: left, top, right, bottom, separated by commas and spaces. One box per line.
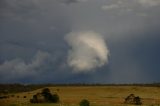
0, 84, 160, 106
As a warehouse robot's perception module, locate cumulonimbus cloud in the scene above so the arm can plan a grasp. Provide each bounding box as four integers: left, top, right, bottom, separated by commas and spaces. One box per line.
65, 31, 109, 73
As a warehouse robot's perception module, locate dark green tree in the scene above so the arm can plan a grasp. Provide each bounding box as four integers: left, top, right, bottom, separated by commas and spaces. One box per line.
42, 88, 50, 95
30, 88, 60, 103
134, 96, 142, 105
79, 99, 90, 106
30, 94, 37, 103
50, 94, 59, 103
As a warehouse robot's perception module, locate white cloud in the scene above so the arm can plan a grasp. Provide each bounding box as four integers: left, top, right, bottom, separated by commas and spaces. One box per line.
101, 4, 119, 10
65, 31, 109, 73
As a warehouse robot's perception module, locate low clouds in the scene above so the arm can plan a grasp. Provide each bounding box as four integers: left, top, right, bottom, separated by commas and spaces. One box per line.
0, 0, 37, 21
58, 0, 87, 4
0, 51, 51, 81
65, 31, 109, 73
101, 4, 119, 10
138, 0, 160, 7
101, 0, 160, 12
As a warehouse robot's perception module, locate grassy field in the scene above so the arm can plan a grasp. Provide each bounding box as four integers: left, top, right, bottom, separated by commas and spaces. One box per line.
1, 86, 160, 106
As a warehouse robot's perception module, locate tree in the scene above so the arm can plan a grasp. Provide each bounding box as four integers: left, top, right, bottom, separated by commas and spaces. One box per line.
42, 88, 50, 96
30, 94, 37, 103
124, 94, 142, 105
30, 88, 59, 103
79, 99, 90, 106
134, 96, 142, 105
50, 94, 59, 103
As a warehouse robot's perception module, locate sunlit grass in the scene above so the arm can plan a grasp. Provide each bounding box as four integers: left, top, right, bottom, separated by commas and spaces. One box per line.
1, 86, 160, 106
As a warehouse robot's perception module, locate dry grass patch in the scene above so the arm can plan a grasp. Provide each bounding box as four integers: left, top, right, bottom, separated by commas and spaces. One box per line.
0, 86, 160, 106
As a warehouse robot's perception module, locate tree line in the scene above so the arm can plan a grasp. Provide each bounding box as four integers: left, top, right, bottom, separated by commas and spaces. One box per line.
1, 83, 160, 94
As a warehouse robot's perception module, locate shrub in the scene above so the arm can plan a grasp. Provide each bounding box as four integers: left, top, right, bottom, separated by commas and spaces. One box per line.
42, 88, 50, 95
42, 88, 59, 103
0, 96, 9, 99
30, 94, 37, 103
50, 94, 59, 103
124, 94, 142, 105
134, 96, 142, 105
30, 88, 59, 103
11, 95, 15, 97
9, 104, 17, 106
79, 99, 90, 106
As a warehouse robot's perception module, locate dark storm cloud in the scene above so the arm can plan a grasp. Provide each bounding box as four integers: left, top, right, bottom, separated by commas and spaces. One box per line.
0, 0, 72, 83
58, 0, 88, 4
0, 0, 160, 83
59, 0, 78, 4
0, 0, 38, 22
0, 0, 71, 53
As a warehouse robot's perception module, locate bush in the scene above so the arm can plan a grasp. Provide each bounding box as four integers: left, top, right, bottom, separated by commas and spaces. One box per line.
134, 96, 142, 105
79, 99, 90, 106
30, 95, 37, 103
124, 94, 142, 105
50, 94, 59, 103
11, 95, 15, 97
42, 88, 59, 103
0, 95, 9, 99
30, 88, 59, 103
42, 88, 50, 95
9, 104, 17, 106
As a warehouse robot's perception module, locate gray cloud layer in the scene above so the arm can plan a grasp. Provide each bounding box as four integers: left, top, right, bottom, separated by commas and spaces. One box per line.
0, 51, 51, 81
0, 0, 160, 83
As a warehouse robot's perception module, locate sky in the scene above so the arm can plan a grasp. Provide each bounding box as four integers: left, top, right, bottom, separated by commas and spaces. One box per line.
0, 0, 160, 84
